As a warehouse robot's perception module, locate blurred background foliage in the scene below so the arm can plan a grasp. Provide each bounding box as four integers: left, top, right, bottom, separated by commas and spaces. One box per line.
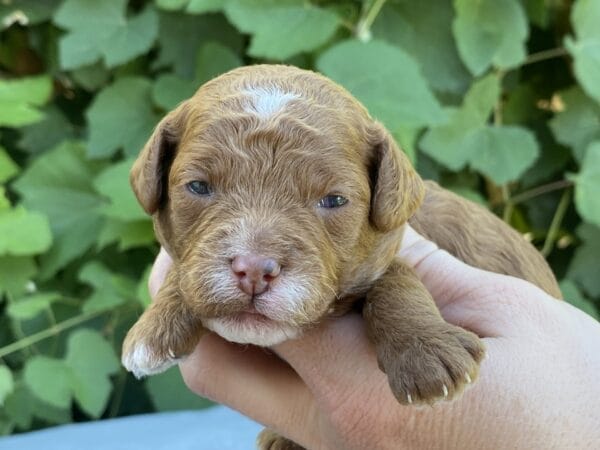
0, 0, 599, 436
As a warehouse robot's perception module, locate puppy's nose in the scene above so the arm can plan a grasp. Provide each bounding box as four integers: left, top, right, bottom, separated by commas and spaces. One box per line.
231, 255, 281, 296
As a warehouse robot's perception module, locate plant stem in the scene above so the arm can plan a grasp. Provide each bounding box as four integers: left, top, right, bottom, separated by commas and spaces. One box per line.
108, 369, 128, 418
542, 188, 571, 257
12, 320, 35, 356
355, 0, 388, 41
0, 308, 108, 358
502, 184, 514, 223
45, 306, 59, 356
522, 47, 569, 67
509, 179, 573, 205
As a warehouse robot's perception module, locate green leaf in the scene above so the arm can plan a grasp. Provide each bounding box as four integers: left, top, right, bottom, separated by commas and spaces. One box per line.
549, 88, 600, 162
195, 41, 241, 84
7, 292, 61, 321
23, 356, 72, 410
318, 39, 447, 129
87, 77, 160, 159
421, 74, 500, 170
0, 206, 52, 256
137, 264, 153, 308
463, 74, 503, 121
521, 127, 571, 187
422, 123, 539, 183
54, 0, 159, 69
79, 261, 136, 313
570, 141, 600, 226
0, 0, 61, 28
0, 365, 14, 406
29, 398, 71, 425
0, 76, 52, 127
156, 0, 189, 10
224, 0, 339, 60
93, 160, 147, 222
97, 219, 155, 251
187, 0, 225, 13
154, 12, 243, 78
65, 329, 120, 418
559, 280, 598, 320
550, 87, 600, 162
71, 63, 110, 91
503, 84, 545, 125
102, 6, 159, 68
0, 146, 19, 182
0, 187, 9, 210
453, 0, 528, 75
13, 141, 104, 277
0, 256, 36, 297
392, 126, 419, 163
522, 0, 551, 29
468, 126, 539, 184
565, 0, 600, 103
146, 366, 213, 411
156, 0, 224, 13
372, 0, 471, 94
3, 385, 34, 429
152, 42, 241, 110
152, 74, 197, 111
18, 106, 77, 155
447, 186, 488, 206
568, 224, 600, 297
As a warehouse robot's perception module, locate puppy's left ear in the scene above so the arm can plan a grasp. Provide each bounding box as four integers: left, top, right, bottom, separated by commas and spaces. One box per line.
369, 123, 425, 232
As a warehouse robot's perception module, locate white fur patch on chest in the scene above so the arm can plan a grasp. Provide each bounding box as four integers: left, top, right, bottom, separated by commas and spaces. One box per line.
243, 86, 300, 119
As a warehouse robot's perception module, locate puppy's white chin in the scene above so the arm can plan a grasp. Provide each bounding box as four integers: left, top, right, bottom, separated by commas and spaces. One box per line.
203, 316, 301, 347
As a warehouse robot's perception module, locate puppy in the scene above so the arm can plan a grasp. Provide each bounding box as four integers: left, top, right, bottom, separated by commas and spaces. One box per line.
122, 65, 561, 449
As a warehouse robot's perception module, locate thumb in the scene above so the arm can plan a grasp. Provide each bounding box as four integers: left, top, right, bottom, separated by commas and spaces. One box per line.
398, 224, 545, 337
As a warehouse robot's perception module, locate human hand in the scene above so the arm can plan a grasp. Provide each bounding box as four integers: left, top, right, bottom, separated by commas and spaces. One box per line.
148, 225, 600, 449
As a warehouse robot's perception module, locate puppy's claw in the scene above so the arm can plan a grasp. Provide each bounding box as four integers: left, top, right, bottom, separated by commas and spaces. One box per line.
465, 373, 472, 384
168, 348, 177, 359
442, 384, 448, 398
122, 342, 179, 378
407, 393, 413, 404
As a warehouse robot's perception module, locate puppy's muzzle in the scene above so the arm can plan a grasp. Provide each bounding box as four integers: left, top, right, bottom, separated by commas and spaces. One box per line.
231, 254, 281, 296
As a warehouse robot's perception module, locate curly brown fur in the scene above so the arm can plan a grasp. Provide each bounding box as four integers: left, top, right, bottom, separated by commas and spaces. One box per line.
121, 64, 560, 448
257, 429, 305, 450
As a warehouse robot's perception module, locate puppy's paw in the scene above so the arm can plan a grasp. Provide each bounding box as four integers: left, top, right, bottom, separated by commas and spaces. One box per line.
380, 324, 485, 406
257, 429, 304, 450
121, 320, 183, 378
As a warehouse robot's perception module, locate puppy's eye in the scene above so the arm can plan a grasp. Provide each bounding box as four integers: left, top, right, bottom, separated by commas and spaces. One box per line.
187, 181, 212, 196
318, 195, 348, 209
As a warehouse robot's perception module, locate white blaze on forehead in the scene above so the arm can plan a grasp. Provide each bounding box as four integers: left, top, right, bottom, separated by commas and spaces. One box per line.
243, 86, 300, 118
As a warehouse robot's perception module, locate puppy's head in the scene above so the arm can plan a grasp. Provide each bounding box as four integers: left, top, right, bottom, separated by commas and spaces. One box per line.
131, 65, 423, 346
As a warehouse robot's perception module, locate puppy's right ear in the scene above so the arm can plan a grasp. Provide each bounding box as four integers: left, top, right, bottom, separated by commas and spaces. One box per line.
130, 104, 188, 214
368, 123, 424, 232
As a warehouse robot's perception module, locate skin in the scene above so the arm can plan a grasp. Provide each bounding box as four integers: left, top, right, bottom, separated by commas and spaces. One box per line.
148, 225, 600, 450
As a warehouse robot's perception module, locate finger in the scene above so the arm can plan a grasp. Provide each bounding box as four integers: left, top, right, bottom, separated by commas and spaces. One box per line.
273, 314, 501, 418
179, 333, 319, 448
399, 225, 497, 310
274, 314, 388, 405
148, 247, 172, 298
398, 225, 550, 337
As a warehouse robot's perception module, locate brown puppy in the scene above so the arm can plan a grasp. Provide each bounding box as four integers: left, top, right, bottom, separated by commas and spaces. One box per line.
121, 65, 560, 449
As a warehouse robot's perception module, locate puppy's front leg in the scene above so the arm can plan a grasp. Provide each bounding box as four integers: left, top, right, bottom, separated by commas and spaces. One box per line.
364, 260, 485, 405
122, 267, 205, 378
257, 428, 304, 450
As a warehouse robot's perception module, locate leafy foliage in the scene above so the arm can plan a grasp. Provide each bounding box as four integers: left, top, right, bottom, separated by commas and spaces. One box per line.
0, 76, 52, 126
453, 0, 528, 75
0, 0, 598, 436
